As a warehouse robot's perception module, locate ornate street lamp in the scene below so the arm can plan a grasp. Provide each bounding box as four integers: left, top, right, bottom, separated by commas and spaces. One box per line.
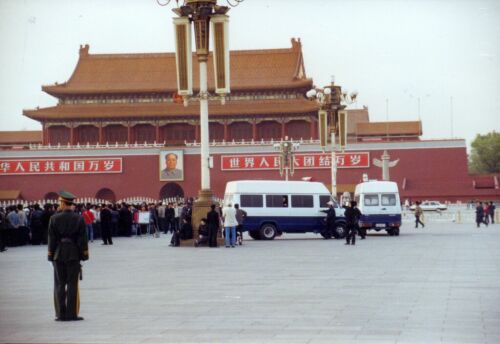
273, 137, 300, 181
158, 0, 243, 243
306, 78, 357, 198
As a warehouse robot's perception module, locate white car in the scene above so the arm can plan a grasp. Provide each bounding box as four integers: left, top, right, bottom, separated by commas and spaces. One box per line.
410, 201, 447, 211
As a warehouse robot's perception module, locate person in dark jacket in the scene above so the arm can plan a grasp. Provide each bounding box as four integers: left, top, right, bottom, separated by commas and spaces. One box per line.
41, 204, 55, 244
476, 201, 487, 228
47, 191, 88, 321
234, 203, 247, 245
194, 218, 209, 247
99, 204, 113, 245
118, 203, 132, 237
344, 200, 362, 245
206, 204, 220, 248
165, 203, 175, 234
30, 204, 44, 245
321, 201, 336, 239
0, 207, 7, 252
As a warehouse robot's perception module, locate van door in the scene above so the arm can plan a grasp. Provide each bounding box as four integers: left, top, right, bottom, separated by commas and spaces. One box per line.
380, 193, 401, 225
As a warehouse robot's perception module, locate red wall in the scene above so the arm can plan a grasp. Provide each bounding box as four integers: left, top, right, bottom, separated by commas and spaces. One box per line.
1, 146, 498, 202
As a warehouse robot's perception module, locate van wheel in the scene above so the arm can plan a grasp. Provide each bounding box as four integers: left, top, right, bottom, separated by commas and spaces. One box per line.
387, 228, 394, 236
259, 224, 277, 240
394, 228, 400, 236
333, 223, 346, 239
248, 230, 261, 240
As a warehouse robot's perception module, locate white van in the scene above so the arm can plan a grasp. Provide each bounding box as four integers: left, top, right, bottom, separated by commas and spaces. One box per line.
354, 181, 402, 236
223, 180, 346, 240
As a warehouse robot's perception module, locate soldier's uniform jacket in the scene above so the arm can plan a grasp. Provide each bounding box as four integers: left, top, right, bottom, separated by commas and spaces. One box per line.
48, 209, 88, 262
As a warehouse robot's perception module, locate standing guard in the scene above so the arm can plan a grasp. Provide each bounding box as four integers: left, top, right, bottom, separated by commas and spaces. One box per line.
48, 191, 89, 321
345, 200, 362, 246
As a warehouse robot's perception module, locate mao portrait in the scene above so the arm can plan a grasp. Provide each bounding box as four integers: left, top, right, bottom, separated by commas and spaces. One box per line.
159, 150, 184, 181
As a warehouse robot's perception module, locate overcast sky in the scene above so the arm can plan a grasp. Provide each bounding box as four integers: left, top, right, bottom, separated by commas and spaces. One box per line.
0, 0, 499, 148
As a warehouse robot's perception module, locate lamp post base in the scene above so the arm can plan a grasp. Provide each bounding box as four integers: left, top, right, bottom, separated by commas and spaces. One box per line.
180, 189, 224, 247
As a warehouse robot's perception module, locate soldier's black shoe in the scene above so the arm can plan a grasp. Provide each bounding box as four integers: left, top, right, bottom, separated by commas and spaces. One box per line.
67, 316, 84, 321
54, 317, 66, 321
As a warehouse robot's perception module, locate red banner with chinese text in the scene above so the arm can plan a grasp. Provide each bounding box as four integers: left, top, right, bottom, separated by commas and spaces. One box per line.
0, 158, 122, 175
221, 152, 369, 171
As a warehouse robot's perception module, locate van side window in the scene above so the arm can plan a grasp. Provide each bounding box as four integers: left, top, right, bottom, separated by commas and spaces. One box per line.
291, 195, 314, 208
319, 195, 331, 208
240, 194, 263, 208
364, 194, 379, 206
381, 194, 396, 206
266, 195, 288, 208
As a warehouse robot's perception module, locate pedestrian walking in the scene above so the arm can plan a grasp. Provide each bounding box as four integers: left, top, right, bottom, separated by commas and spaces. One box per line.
47, 191, 88, 321
483, 203, 490, 225
476, 201, 487, 228
414, 201, 425, 228
345, 201, 361, 246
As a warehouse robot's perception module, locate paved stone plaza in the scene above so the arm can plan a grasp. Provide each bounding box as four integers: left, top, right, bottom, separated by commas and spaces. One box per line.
1, 223, 499, 344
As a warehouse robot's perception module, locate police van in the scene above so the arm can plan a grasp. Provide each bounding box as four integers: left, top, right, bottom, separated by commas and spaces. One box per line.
223, 180, 346, 240
354, 180, 402, 236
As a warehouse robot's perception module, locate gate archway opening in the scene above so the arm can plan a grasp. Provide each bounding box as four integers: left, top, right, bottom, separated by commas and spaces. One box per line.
95, 188, 116, 203
44, 192, 59, 201
159, 183, 184, 200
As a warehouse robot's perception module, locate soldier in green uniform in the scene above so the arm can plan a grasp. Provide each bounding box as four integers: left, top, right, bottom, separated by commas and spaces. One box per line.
48, 191, 89, 321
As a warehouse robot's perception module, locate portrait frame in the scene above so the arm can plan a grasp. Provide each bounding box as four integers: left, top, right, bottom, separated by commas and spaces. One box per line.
159, 150, 184, 181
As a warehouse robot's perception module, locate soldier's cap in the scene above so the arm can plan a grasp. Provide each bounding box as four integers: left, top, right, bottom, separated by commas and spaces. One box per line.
326, 201, 334, 205
58, 190, 76, 204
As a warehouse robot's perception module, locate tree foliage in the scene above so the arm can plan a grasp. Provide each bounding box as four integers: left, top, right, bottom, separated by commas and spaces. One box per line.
469, 131, 500, 174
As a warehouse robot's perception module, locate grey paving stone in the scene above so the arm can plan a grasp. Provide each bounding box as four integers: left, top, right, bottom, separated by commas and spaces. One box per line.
0, 223, 499, 344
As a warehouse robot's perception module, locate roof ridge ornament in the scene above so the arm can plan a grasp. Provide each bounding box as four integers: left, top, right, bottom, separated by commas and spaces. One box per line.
79, 44, 90, 57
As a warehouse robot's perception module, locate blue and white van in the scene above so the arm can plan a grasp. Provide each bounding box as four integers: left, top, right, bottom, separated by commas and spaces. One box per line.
223, 180, 346, 240
354, 181, 402, 236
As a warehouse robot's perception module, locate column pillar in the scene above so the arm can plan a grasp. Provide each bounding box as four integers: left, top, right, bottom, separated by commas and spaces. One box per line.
155, 122, 160, 143
281, 120, 286, 139
42, 123, 48, 145
195, 123, 200, 142
310, 118, 315, 139
223, 121, 229, 141
252, 120, 257, 141
69, 125, 74, 145
127, 124, 132, 144
99, 125, 104, 144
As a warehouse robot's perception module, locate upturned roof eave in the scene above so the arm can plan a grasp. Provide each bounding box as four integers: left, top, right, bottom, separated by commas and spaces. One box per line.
41, 79, 314, 97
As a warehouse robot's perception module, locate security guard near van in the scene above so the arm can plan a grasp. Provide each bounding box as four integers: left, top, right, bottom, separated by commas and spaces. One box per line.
345, 200, 362, 245
48, 191, 88, 321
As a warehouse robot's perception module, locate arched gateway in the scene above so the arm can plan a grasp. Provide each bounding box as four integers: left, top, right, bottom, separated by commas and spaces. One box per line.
95, 188, 116, 203
160, 183, 184, 200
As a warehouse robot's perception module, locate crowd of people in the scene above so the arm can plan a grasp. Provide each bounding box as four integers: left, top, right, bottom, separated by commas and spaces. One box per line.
0, 198, 251, 251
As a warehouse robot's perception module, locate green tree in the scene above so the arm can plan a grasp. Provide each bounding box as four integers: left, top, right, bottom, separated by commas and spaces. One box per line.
469, 131, 500, 174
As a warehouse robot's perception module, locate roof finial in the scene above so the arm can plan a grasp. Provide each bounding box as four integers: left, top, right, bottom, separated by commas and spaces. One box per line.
79, 44, 90, 56
291, 37, 301, 50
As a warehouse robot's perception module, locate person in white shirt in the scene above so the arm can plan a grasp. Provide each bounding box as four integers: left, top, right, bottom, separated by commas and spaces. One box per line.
222, 203, 238, 248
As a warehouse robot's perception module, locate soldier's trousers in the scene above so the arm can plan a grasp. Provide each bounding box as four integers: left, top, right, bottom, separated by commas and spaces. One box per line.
346, 225, 357, 245
53, 260, 80, 319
